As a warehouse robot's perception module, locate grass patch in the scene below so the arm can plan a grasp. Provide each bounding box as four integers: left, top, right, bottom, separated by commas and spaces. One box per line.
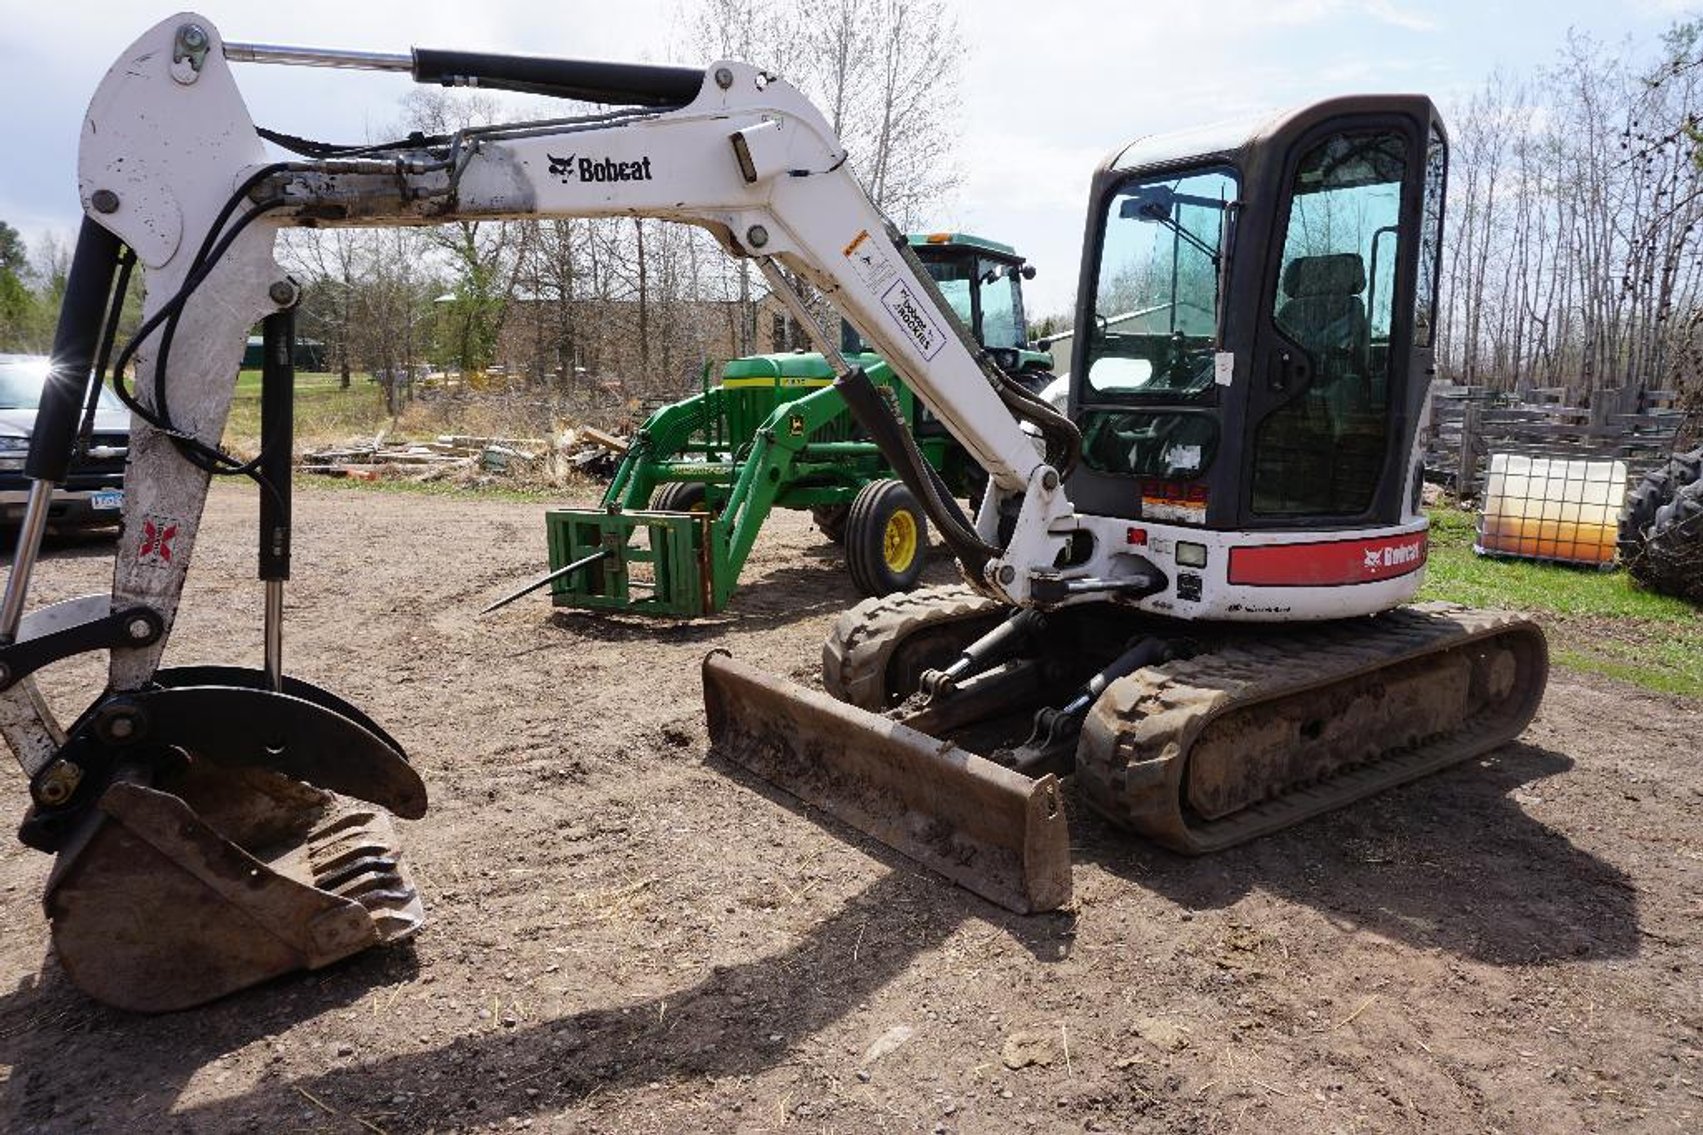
1420, 504, 1701, 698
291, 472, 573, 505
226, 370, 391, 453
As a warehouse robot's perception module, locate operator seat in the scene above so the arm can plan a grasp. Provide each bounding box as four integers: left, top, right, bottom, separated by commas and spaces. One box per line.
1275, 253, 1368, 377
1252, 253, 1376, 516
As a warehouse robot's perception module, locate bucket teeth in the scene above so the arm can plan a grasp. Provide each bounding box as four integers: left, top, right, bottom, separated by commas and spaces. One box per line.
315, 853, 399, 889
302, 806, 424, 944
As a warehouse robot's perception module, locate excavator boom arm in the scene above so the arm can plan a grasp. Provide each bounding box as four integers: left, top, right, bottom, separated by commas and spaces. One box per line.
0, 12, 1086, 1011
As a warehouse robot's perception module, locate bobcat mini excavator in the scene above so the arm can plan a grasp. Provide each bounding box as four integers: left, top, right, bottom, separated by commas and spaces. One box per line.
1, 14, 1546, 1011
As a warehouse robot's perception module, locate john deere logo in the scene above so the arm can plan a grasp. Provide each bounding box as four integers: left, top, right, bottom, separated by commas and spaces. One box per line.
788, 414, 805, 437
548, 153, 655, 183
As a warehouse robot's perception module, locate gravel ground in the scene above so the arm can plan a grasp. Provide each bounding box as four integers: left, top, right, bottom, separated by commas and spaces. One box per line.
0, 482, 1698, 1134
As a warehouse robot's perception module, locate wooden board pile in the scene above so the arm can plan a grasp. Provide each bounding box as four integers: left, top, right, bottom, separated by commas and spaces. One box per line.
299, 429, 627, 482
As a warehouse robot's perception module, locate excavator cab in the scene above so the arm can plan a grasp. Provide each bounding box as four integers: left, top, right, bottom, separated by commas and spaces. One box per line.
707, 95, 1543, 914
1067, 96, 1446, 532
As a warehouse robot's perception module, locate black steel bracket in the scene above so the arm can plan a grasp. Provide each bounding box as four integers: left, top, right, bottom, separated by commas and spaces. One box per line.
19, 672, 423, 853
0, 605, 164, 692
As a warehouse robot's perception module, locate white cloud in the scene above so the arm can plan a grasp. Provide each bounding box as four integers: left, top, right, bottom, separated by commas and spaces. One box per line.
1362, 1, 1441, 32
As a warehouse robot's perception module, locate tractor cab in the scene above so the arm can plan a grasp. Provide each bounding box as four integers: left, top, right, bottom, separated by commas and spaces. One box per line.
1066, 95, 1446, 532
842, 232, 1054, 386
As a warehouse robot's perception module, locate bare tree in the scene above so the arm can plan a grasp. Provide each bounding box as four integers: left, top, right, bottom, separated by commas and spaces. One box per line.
1439, 20, 1703, 408
685, 0, 964, 354
287, 228, 362, 385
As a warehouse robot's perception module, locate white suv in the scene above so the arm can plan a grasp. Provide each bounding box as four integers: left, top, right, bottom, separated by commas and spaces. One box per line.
0, 354, 128, 531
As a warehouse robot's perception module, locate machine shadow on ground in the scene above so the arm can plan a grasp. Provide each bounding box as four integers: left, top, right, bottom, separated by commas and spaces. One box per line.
535, 533, 961, 643
0, 945, 422, 1129
548, 596, 841, 645
1075, 741, 1641, 965
0, 866, 1042, 1133
705, 728, 1637, 968
0, 739, 1640, 1132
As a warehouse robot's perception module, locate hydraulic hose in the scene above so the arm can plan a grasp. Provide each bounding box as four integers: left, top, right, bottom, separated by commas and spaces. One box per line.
832, 367, 997, 580
994, 371, 1080, 477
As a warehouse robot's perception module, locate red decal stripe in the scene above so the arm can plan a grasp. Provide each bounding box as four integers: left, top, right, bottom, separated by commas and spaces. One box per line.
1227, 533, 1428, 587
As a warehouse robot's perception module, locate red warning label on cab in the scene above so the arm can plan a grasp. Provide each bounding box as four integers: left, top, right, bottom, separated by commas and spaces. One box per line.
1227, 533, 1428, 587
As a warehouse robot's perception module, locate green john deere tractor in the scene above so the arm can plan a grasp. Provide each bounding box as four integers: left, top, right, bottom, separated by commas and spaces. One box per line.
544, 233, 1052, 617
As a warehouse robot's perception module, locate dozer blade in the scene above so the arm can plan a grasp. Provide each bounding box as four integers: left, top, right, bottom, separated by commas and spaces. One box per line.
43, 763, 423, 1013
702, 652, 1071, 914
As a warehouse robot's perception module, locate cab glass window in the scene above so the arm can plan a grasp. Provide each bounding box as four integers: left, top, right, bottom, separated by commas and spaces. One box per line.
923, 257, 974, 328
1080, 410, 1218, 481
976, 260, 1025, 349
1414, 126, 1445, 347
1252, 129, 1407, 517
1086, 167, 1235, 399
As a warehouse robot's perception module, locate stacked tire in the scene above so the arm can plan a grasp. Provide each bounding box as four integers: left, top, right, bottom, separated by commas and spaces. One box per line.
1621, 447, 1703, 602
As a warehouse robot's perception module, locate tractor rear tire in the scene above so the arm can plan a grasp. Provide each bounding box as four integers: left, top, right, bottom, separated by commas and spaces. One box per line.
1618, 447, 1703, 562
811, 504, 851, 544
652, 482, 709, 513
844, 479, 929, 597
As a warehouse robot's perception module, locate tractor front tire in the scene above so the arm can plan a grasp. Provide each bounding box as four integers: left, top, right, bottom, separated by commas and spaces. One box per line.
844, 479, 929, 597
652, 481, 709, 513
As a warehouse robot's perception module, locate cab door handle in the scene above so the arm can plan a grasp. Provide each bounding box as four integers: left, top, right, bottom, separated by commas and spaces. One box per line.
1270, 350, 1311, 393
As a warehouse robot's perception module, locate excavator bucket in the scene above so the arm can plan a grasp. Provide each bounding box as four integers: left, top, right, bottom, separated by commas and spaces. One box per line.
44, 770, 423, 1013
702, 652, 1071, 913
25, 673, 427, 1013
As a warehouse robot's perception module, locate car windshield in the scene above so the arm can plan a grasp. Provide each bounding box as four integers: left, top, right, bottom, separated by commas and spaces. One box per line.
0, 358, 125, 412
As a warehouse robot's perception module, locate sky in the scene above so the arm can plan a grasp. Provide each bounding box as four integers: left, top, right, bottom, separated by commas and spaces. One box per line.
0, 0, 1697, 317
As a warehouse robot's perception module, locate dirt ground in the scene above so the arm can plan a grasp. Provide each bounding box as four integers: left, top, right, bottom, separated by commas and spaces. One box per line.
1, 483, 1699, 1134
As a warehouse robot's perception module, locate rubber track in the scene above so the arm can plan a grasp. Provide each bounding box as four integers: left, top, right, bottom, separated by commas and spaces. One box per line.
1075, 603, 1548, 854
821, 584, 1000, 709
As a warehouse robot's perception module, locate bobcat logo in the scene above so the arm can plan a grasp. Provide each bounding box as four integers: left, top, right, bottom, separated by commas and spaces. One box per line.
546, 153, 654, 183
137, 517, 180, 568
1362, 539, 1424, 575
